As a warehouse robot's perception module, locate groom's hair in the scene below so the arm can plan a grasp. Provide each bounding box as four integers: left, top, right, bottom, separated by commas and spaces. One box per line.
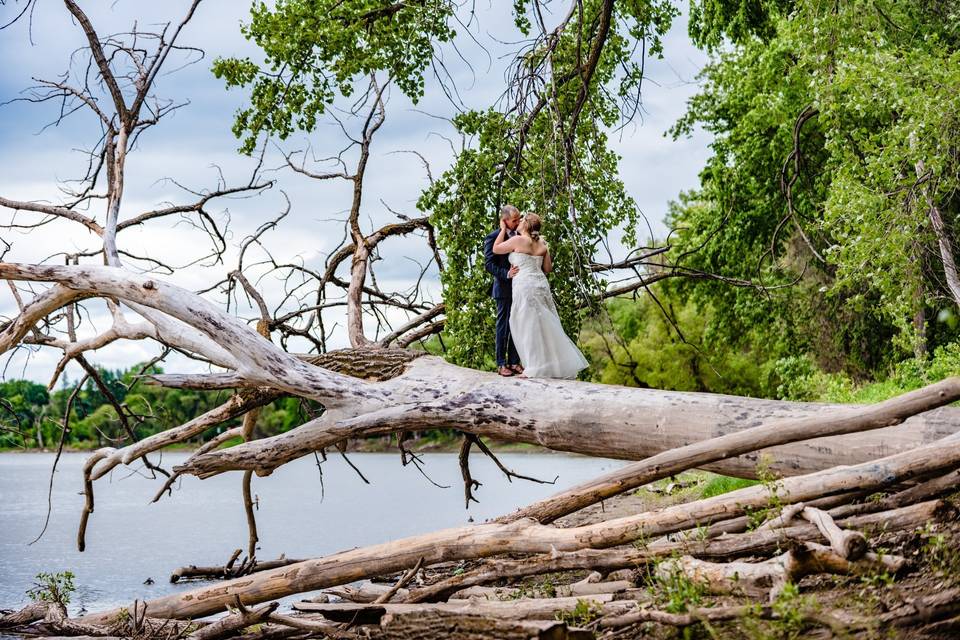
500, 204, 520, 220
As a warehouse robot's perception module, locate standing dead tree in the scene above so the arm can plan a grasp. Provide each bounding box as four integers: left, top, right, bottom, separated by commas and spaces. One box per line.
0, 0, 272, 554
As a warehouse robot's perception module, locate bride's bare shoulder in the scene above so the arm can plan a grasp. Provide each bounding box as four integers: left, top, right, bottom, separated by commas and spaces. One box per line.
513, 236, 536, 253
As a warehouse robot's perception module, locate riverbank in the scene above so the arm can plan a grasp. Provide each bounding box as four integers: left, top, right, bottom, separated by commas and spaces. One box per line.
0, 432, 547, 456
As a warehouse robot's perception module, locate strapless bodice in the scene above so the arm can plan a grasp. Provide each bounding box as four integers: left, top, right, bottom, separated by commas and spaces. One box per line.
508, 252, 545, 276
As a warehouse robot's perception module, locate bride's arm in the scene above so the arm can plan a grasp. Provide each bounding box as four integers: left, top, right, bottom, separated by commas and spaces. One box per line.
492, 222, 519, 254
542, 247, 553, 273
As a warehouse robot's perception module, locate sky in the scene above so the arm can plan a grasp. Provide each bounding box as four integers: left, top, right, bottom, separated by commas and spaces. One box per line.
0, 0, 712, 384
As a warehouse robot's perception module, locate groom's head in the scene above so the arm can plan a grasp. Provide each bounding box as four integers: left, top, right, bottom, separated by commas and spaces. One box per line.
500, 205, 521, 231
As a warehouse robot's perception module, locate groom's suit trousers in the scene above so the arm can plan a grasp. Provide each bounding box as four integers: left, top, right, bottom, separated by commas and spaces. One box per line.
495, 298, 520, 367
484, 228, 520, 367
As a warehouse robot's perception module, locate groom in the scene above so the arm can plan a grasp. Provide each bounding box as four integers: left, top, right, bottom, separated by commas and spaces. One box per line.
484, 205, 523, 377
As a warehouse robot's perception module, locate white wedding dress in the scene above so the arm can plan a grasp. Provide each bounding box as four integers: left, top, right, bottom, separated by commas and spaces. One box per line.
508, 252, 588, 379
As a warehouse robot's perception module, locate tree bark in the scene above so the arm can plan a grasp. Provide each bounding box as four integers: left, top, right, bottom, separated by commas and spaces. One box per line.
291, 595, 621, 623
377, 610, 593, 640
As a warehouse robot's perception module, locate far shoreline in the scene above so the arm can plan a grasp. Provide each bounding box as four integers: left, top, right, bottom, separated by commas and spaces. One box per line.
0, 436, 559, 457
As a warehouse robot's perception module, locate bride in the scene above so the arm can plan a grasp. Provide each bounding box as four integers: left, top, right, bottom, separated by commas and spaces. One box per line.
492, 212, 588, 379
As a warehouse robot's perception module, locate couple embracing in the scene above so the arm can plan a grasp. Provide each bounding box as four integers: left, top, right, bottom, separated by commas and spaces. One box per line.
483, 205, 588, 379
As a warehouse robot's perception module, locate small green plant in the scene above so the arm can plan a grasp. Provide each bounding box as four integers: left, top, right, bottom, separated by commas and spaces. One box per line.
650, 558, 706, 614
744, 505, 772, 531
745, 455, 785, 531
771, 582, 817, 639
555, 598, 602, 627
632, 526, 651, 550
858, 570, 895, 594
739, 582, 817, 640
505, 583, 532, 600
691, 524, 711, 543
112, 607, 131, 626
922, 522, 960, 579
539, 576, 557, 598
26, 571, 76, 606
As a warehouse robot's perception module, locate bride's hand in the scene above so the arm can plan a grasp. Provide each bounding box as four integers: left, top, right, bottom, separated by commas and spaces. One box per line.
499, 219, 508, 233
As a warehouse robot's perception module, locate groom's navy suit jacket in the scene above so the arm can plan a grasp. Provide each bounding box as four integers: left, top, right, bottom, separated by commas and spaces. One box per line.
484, 228, 519, 366
484, 229, 513, 300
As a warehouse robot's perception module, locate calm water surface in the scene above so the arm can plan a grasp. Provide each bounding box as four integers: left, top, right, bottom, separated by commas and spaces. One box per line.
0, 451, 625, 614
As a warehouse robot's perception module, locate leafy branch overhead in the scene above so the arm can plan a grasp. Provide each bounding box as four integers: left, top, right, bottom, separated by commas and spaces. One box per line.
213, 0, 457, 154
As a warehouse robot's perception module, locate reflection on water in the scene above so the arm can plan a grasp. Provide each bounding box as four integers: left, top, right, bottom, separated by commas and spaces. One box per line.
0, 450, 625, 613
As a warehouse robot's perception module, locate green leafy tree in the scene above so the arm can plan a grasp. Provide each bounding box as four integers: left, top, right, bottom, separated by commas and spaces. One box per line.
581, 294, 776, 396
213, 0, 456, 154
212, 0, 688, 369
668, 0, 960, 379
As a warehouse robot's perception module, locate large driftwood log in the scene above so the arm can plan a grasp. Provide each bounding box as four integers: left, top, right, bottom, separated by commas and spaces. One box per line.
799, 506, 867, 559
827, 465, 960, 519
5, 263, 960, 483
187, 598, 278, 640
497, 376, 960, 524
292, 594, 623, 623
598, 603, 846, 631
376, 610, 593, 640
402, 499, 944, 603
79, 421, 959, 624
176, 356, 960, 480
449, 578, 633, 600
659, 543, 904, 600
0, 602, 50, 628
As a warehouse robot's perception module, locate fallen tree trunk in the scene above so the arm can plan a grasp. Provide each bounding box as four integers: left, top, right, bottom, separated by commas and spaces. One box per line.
291, 594, 624, 623
658, 543, 903, 600
402, 499, 945, 603
799, 506, 867, 559
598, 602, 845, 631
0, 602, 50, 628
170, 554, 305, 583
449, 578, 633, 601
177, 355, 960, 480
827, 465, 960, 519
79, 422, 960, 624
7, 259, 960, 483
8, 260, 960, 494
377, 610, 593, 640
495, 377, 960, 524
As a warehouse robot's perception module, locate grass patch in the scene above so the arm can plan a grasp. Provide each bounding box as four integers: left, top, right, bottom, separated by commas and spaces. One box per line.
698, 474, 759, 499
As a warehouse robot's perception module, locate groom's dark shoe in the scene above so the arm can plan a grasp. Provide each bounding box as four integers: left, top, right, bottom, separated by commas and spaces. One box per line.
498, 366, 515, 377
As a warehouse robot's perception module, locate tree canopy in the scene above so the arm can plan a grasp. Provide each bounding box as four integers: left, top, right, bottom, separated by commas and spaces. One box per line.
665, 0, 960, 384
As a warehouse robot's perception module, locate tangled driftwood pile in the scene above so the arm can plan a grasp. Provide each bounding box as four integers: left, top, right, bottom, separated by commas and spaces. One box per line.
4, 377, 960, 639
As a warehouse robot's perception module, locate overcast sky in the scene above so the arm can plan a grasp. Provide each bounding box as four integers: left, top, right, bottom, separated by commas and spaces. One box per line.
0, 1, 711, 384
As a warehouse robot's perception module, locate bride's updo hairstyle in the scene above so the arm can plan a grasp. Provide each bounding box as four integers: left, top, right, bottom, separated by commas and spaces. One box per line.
524, 213, 542, 241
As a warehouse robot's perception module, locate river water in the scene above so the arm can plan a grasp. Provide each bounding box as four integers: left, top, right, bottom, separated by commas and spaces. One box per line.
0, 451, 625, 614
